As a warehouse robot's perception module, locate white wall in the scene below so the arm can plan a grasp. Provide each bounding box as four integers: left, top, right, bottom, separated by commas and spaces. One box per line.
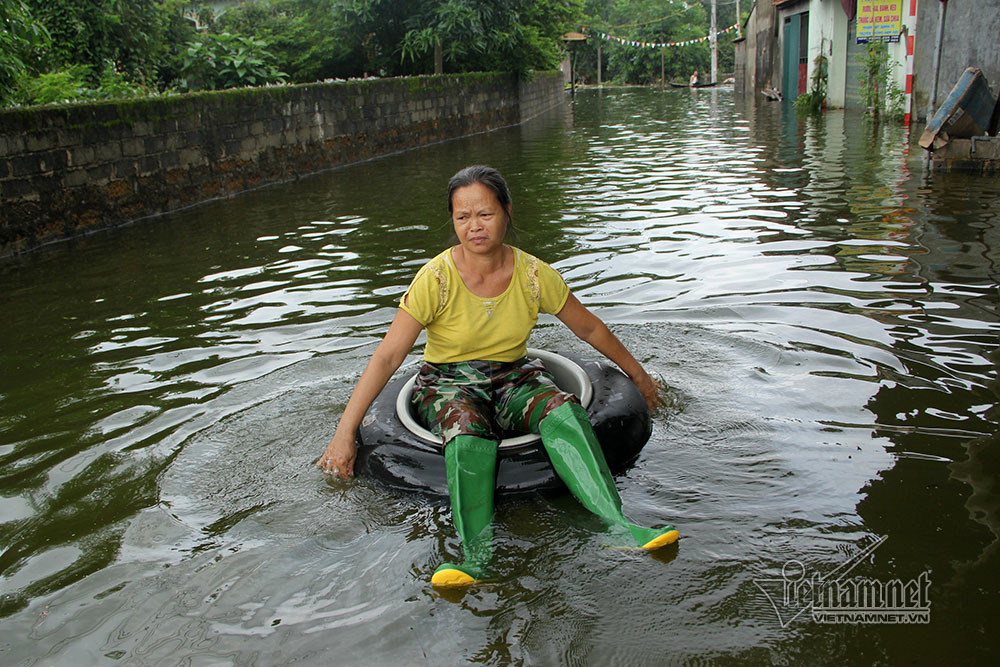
807, 0, 849, 108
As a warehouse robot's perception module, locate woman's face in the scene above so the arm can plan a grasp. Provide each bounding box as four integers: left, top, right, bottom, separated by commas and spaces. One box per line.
450, 182, 510, 256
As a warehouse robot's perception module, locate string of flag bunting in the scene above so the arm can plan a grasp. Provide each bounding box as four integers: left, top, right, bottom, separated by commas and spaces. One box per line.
583, 24, 739, 49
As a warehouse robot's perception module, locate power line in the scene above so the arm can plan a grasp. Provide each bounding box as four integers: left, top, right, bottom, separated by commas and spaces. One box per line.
585, 23, 739, 49
597, 0, 739, 32
608, 4, 695, 30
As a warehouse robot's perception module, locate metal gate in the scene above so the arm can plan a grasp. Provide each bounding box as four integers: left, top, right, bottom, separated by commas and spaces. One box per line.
783, 12, 809, 100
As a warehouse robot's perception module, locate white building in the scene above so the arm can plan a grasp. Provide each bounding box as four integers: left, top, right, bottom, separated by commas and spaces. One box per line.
736, 0, 1000, 123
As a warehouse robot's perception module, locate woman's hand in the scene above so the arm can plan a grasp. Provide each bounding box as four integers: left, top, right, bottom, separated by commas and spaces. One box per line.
630, 368, 663, 412
315, 309, 424, 481
317, 432, 357, 479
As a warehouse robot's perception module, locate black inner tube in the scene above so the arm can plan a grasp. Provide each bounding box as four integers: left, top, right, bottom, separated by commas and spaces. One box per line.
354, 353, 651, 499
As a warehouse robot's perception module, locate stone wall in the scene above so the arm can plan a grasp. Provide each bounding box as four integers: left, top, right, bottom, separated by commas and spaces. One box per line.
0, 71, 566, 257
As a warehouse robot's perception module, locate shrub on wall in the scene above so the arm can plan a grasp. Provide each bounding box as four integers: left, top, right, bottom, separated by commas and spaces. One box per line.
178, 32, 287, 91
12, 60, 155, 105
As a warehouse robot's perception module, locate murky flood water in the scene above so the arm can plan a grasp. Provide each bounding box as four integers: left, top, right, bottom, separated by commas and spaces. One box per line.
2, 86, 998, 664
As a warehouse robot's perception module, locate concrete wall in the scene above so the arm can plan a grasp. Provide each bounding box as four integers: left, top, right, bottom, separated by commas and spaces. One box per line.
734, 0, 782, 98
915, 0, 1000, 121
0, 71, 566, 257
809, 0, 849, 109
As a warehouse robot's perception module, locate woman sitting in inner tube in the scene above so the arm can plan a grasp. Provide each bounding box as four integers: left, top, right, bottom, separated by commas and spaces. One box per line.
316, 165, 678, 588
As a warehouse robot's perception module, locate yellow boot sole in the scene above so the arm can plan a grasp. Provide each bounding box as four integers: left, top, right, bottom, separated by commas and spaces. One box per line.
641, 529, 680, 551
431, 566, 477, 588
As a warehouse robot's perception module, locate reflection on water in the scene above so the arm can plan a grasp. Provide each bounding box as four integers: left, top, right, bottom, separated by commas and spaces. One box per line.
1, 87, 997, 664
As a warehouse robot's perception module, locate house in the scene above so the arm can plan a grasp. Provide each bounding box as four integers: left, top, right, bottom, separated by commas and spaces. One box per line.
735, 0, 1000, 124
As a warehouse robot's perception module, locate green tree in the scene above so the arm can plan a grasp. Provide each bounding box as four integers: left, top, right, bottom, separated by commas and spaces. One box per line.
217, 0, 353, 82
578, 0, 737, 85
5, 0, 589, 106
1, 0, 49, 104
154, 0, 200, 89
330, 0, 428, 77
216, 0, 435, 80
400, 0, 582, 77
217, 0, 580, 80
28, 0, 165, 85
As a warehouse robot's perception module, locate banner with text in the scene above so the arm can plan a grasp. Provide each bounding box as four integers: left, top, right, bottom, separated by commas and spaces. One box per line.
857, 1, 902, 43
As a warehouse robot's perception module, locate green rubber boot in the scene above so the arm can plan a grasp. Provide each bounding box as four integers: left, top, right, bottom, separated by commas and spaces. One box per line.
539, 402, 678, 550
431, 435, 498, 588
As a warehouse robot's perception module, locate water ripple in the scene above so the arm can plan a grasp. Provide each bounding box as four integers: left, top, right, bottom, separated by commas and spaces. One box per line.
1, 86, 998, 663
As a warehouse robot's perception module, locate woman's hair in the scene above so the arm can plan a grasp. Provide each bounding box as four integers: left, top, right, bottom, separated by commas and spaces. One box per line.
447, 166, 515, 236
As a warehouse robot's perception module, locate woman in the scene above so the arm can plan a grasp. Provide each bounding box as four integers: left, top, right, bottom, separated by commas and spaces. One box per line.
317, 165, 678, 587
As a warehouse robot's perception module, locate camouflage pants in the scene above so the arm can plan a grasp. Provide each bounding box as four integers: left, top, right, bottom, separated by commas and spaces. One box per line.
412, 357, 579, 444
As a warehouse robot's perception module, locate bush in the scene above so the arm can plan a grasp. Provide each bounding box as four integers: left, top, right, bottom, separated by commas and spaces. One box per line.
178, 32, 288, 91
795, 53, 827, 115
12, 61, 156, 106
13, 64, 90, 105
859, 44, 905, 123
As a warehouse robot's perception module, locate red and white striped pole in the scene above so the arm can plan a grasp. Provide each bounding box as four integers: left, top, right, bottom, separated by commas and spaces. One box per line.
903, 0, 918, 125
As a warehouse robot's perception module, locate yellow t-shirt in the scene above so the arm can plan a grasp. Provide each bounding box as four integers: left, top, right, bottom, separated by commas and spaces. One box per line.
400, 246, 570, 363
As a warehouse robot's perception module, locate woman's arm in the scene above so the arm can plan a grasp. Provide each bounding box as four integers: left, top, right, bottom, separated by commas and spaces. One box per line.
317, 309, 424, 478
555, 293, 662, 410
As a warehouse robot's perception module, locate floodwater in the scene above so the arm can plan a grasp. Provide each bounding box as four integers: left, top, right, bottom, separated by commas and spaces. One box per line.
1, 86, 998, 665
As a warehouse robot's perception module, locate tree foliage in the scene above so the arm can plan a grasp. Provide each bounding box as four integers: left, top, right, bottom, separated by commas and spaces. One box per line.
215, 0, 580, 81
1, 0, 746, 107
400, 0, 581, 77
578, 0, 738, 85
27, 0, 165, 84
215, 0, 374, 82
178, 32, 287, 91
0, 0, 49, 103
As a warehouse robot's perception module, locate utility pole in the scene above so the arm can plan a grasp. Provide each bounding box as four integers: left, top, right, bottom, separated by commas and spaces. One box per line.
736, 0, 742, 38
597, 43, 602, 86
711, 0, 718, 84
661, 46, 665, 89
562, 32, 587, 97
929, 0, 948, 118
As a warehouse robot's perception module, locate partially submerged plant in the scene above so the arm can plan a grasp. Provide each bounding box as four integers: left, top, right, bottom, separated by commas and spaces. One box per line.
859, 43, 905, 123
795, 53, 828, 115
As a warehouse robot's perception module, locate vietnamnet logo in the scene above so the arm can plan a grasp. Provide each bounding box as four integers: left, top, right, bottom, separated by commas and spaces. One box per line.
754, 535, 931, 627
